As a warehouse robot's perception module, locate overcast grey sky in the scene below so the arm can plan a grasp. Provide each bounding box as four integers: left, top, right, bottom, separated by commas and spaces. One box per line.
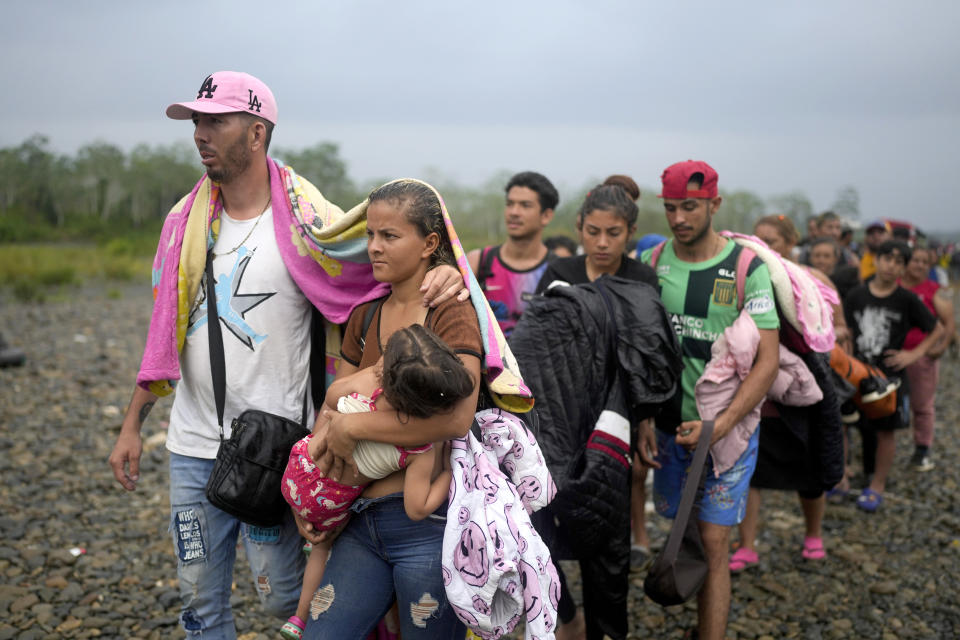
3, 1, 959, 229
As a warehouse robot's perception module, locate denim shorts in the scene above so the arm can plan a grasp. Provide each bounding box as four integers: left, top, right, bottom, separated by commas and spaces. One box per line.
652, 428, 759, 526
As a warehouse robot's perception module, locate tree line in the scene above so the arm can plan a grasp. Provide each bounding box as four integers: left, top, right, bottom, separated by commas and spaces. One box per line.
0, 134, 861, 248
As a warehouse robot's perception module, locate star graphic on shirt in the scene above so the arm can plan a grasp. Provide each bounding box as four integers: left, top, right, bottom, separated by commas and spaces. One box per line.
187, 246, 277, 350
218, 248, 276, 350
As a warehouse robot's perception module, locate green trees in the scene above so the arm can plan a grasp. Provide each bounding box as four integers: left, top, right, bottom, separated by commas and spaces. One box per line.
0, 133, 868, 249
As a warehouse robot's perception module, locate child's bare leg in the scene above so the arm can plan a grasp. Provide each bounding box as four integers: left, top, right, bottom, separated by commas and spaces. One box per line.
296, 540, 331, 621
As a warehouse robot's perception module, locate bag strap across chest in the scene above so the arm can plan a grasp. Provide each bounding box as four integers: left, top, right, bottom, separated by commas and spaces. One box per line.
205, 252, 308, 439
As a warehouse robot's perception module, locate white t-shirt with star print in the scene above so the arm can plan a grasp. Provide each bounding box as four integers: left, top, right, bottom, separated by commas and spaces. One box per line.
167, 207, 314, 459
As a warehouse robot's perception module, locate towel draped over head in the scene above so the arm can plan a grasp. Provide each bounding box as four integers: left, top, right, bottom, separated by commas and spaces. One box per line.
137, 161, 532, 411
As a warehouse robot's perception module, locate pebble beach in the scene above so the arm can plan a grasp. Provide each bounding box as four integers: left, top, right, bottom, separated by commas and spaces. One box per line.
1, 284, 958, 640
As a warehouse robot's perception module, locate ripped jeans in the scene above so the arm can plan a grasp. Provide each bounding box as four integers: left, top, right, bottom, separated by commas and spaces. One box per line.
302, 493, 465, 640
169, 453, 305, 639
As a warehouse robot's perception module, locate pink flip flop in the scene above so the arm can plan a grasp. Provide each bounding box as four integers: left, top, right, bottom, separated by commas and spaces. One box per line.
729, 547, 758, 572
801, 536, 826, 560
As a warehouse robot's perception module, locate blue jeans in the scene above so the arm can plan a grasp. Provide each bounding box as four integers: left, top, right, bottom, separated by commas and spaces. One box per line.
302, 493, 465, 640
169, 452, 305, 639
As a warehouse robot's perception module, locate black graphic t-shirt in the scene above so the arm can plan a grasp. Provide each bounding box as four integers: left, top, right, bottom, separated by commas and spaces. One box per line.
844, 284, 937, 376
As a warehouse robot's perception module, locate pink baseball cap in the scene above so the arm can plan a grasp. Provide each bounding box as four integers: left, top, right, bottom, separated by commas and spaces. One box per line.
166, 71, 278, 125
659, 160, 719, 199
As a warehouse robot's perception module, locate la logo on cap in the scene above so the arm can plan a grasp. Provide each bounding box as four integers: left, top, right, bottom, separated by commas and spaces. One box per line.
198, 76, 217, 100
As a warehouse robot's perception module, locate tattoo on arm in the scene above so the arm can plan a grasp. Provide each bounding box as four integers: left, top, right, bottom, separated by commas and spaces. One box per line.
138, 401, 155, 426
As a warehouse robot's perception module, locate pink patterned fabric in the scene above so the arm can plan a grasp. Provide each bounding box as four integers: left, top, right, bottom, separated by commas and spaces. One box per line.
719, 231, 838, 353
282, 436, 364, 532
697, 309, 821, 476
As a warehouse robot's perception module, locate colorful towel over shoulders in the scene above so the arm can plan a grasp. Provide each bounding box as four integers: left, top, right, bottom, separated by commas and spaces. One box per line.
138, 167, 533, 412
137, 157, 387, 396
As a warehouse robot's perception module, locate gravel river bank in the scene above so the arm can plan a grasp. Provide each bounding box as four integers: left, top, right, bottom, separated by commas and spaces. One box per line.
1, 284, 958, 639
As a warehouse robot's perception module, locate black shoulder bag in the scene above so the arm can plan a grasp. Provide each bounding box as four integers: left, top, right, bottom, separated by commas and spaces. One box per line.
643, 419, 713, 606
203, 252, 311, 527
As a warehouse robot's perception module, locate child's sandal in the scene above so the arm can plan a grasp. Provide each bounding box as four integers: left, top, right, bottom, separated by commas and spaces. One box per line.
280, 615, 305, 640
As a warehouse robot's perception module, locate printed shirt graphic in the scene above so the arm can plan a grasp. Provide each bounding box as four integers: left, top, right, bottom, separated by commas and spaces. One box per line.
480, 246, 550, 336
642, 240, 779, 426
844, 285, 936, 375
168, 207, 313, 459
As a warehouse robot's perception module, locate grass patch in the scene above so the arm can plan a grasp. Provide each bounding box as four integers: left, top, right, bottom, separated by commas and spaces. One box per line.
0, 243, 152, 300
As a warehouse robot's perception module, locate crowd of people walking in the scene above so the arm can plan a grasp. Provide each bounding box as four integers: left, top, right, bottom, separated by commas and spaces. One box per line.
105, 71, 956, 640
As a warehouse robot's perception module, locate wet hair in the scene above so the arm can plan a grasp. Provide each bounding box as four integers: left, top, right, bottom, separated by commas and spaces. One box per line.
368, 180, 455, 267
380, 325, 475, 419
809, 236, 841, 259
577, 183, 639, 229
602, 175, 640, 201
876, 239, 911, 264
755, 215, 799, 246
544, 234, 578, 255
505, 171, 559, 212
239, 112, 274, 152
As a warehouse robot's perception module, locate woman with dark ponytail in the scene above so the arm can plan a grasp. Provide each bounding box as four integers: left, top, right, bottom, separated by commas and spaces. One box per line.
534, 175, 660, 639
535, 177, 656, 293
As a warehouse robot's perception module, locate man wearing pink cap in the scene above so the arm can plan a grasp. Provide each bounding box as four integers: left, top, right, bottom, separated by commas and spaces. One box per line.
638, 161, 780, 640
108, 71, 463, 639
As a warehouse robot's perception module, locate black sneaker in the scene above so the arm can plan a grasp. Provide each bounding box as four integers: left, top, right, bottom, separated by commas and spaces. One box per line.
0, 333, 26, 368
910, 449, 935, 472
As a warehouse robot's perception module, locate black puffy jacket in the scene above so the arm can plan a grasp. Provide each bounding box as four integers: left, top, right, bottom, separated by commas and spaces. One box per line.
510, 276, 681, 640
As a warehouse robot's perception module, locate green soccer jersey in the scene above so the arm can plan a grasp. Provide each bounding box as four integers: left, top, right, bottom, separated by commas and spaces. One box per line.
641, 239, 779, 427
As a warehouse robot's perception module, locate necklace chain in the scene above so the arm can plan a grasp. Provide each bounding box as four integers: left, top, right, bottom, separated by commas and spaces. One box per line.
212, 197, 271, 258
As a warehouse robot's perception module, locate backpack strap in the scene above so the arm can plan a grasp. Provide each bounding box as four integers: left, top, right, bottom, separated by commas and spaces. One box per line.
648, 240, 668, 269
476, 245, 499, 290
358, 296, 386, 354
734, 245, 757, 310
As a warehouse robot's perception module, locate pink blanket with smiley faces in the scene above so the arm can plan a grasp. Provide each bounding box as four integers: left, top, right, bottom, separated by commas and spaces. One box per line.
442, 409, 558, 640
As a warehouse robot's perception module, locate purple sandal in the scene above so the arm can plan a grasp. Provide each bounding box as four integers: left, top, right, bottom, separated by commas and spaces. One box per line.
856, 488, 883, 513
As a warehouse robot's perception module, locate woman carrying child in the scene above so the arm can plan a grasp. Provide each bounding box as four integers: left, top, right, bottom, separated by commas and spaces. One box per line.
296, 180, 484, 639
279, 324, 475, 639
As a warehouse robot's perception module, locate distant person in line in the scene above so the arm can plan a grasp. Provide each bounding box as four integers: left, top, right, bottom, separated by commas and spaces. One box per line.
844, 240, 942, 512
898, 247, 954, 472
638, 160, 780, 640
468, 171, 559, 336
544, 234, 578, 258
859, 219, 891, 281
107, 71, 464, 639
731, 215, 845, 571
535, 176, 660, 640
810, 211, 859, 270
808, 237, 861, 302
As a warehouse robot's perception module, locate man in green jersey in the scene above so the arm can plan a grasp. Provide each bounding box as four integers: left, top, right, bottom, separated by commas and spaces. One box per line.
639, 160, 780, 640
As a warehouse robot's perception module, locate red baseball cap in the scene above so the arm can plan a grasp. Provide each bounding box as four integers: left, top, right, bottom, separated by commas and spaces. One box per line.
659, 160, 719, 199
166, 71, 278, 125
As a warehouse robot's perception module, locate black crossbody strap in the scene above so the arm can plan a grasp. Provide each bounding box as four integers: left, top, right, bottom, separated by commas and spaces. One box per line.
206, 253, 311, 438
662, 420, 714, 561
206, 252, 227, 439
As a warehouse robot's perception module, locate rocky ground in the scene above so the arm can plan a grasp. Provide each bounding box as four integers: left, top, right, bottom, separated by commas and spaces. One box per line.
1, 284, 958, 639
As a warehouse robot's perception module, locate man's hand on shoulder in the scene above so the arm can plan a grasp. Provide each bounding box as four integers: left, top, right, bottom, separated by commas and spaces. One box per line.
420, 264, 469, 307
